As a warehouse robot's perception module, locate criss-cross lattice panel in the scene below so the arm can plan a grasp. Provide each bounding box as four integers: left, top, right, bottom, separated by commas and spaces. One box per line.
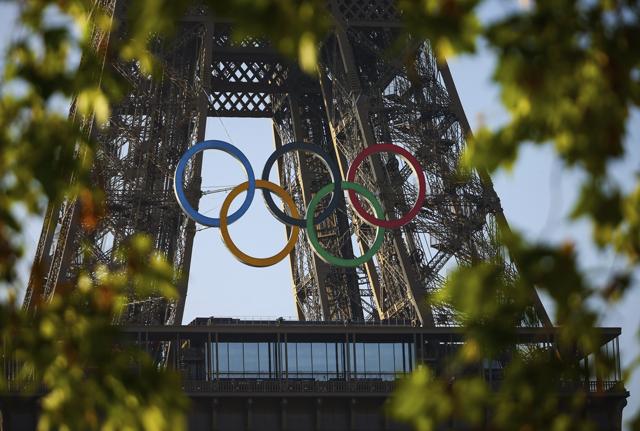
207, 91, 272, 117
207, 56, 287, 117
333, 0, 399, 23
211, 59, 288, 90
213, 24, 270, 49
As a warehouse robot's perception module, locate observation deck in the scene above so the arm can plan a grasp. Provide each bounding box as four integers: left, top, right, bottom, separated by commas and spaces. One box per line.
2, 319, 628, 430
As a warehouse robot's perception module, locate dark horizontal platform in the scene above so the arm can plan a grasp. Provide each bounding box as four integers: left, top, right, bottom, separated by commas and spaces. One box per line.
120, 319, 622, 346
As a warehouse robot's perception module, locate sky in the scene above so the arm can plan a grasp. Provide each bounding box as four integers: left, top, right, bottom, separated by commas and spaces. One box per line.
0, 1, 638, 428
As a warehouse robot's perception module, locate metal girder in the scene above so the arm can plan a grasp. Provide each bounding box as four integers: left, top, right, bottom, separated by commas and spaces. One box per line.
26, 5, 210, 325
272, 89, 370, 321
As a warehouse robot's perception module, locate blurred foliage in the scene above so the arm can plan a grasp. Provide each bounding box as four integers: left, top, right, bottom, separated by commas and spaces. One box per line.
0, 0, 638, 430
391, 1, 638, 429
464, 0, 640, 264
2, 236, 186, 430
390, 234, 615, 430
0, 1, 194, 429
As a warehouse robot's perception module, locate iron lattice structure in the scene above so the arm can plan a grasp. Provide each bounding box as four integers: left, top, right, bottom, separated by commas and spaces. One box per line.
25, 1, 551, 328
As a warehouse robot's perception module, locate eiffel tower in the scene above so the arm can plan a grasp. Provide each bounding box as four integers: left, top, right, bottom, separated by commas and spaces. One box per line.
24, 0, 549, 327
24, 0, 550, 328
14, 2, 628, 430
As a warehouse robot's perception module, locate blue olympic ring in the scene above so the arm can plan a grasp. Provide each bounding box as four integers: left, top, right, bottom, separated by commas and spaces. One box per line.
174, 140, 256, 227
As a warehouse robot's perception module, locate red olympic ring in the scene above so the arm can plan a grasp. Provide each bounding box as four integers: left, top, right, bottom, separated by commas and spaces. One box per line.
346, 143, 427, 229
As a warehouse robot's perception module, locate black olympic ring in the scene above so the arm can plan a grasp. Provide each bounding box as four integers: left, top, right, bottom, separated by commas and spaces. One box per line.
261, 142, 343, 227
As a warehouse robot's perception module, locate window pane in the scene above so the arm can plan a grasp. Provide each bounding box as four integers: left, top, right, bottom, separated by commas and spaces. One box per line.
218, 343, 229, 375
380, 343, 395, 373
312, 343, 328, 380
406, 343, 413, 371
258, 342, 270, 375
278, 342, 284, 376
228, 342, 244, 375
244, 343, 259, 375
326, 343, 337, 378
364, 343, 380, 377
349, 343, 355, 376
394, 343, 405, 372
287, 342, 297, 376
297, 343, 312, 377
354, 342, 365, 378
210, 343, 217, 379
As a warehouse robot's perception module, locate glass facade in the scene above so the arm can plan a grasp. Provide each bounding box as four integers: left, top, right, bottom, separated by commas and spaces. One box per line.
286, 342, 344, 380
351, 342, 411, 380
208, 341, 413, 381
213, 342, 276, 378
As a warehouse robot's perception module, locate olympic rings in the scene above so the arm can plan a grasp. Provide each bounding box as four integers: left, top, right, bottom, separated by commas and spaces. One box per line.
346, 143, 426, 229
174, 140, 255, 227
173, 140, 428, 268
219, 180, 300, 267
306, 182, 385, 268
261, 142, 342, 227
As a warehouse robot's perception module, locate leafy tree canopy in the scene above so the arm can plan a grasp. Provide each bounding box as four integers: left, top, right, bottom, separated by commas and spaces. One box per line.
0, 0, 637, 430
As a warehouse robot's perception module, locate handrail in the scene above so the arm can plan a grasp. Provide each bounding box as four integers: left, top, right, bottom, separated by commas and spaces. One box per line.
187, 317, 418, 327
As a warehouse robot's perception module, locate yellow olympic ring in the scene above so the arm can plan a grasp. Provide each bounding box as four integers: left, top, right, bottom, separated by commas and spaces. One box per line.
219, 180, 301, 267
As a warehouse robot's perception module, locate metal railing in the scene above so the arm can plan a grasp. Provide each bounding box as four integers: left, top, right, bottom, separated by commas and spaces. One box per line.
182, 379, 625, 395
181, 379, 396, 394
2, 374, 624, 396
187, 316, 418, 327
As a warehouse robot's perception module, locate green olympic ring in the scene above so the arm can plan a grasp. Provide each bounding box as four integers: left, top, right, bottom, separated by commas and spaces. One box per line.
306, 181, 386, 268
